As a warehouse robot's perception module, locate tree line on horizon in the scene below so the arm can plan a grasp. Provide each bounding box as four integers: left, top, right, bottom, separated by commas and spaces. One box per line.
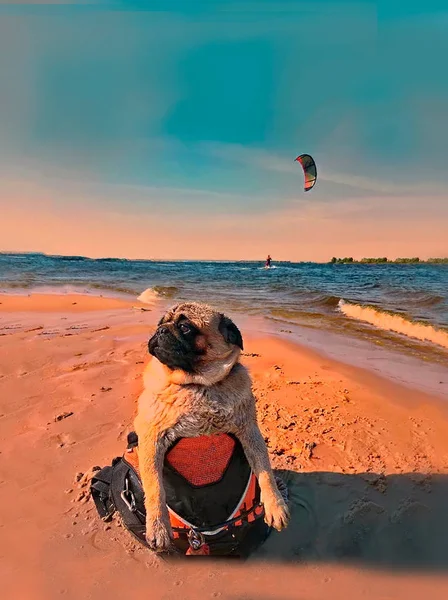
330, 256, 448, 264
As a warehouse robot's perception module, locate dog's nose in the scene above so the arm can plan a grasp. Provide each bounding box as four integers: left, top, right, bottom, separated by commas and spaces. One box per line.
148, 335, 158, 355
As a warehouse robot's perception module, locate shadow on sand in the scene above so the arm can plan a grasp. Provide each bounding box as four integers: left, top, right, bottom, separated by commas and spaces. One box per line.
248, 469, 448, 571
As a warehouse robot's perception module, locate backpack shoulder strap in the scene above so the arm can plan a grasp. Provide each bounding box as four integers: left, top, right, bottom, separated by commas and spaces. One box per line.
90, 465, 116, 521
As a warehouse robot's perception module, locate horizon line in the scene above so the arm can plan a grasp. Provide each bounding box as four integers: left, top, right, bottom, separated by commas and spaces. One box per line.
1, 250, 447, 264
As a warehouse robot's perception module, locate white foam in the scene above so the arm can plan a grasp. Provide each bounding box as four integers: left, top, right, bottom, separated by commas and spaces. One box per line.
137, 287, 160, 305
338, 299, 448, 350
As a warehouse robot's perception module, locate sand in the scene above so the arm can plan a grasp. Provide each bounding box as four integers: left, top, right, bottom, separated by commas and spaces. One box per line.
0, 292, 148, 312
1, 293, 448, 599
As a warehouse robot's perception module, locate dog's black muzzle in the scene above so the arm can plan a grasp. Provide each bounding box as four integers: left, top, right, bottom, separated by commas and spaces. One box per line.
148, 327, 196, 373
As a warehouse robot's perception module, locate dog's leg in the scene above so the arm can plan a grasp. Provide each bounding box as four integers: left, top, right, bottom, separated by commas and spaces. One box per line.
236, 424, 290, 531
136, 429, 173, 553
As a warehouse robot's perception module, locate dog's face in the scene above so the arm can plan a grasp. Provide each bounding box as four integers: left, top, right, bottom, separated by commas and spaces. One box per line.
148, 302, 243, 384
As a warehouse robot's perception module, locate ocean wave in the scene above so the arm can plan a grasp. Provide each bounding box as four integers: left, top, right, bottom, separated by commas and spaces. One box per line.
316, 295, 341, 308
88, 283, 136, 296
338, 299, 448, 349
287, 292, 343, 309
0, 280, 36, 289
0, 282, 138, 298
137, 286, 179, 305
377, 286, 445, 307
152, 285, 179, 298
407, 294, 445, 307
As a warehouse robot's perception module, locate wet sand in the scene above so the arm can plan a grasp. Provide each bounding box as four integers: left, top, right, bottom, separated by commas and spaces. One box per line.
1, 293, 448, 599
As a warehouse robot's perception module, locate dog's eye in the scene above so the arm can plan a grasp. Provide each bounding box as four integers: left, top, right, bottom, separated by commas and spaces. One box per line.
179, 323, 192, 335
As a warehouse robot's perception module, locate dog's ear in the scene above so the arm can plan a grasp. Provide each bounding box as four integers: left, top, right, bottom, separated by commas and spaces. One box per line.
218, 314, 243, 350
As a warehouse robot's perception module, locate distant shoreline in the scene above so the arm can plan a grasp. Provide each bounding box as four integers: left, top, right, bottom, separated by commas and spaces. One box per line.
331, 257, 448, 264
1, 251, 447, 265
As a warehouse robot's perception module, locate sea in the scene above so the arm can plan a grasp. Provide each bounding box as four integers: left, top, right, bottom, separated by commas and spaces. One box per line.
1, 252, 447, 394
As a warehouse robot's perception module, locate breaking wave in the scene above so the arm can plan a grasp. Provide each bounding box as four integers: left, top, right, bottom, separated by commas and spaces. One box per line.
338, 299, 448, 349
137, 286, 180, 304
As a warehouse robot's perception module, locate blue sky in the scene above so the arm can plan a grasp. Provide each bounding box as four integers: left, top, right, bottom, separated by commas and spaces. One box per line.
1, 1, 447, 259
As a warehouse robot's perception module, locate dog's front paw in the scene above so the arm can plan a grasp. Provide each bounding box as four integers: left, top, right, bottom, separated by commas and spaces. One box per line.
263, 493, 290, 531
145, 517, 173, 553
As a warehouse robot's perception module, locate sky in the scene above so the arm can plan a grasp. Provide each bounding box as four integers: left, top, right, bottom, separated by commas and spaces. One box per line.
0, 0, 447, 261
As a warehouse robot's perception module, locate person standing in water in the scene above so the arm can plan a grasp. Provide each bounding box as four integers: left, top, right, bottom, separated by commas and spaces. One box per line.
265, 254, 272, 268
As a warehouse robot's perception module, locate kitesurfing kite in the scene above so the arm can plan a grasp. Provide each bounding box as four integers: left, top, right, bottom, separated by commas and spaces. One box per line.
295, 153, 317, 192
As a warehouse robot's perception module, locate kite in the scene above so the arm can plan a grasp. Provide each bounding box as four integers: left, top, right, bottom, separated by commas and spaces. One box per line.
295, 154, 317, 192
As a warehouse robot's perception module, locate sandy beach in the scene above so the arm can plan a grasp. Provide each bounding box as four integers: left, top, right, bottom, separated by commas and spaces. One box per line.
1, 293, 448, 599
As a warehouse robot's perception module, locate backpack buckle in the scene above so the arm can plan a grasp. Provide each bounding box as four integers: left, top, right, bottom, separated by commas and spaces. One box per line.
187, 529, 205, 551
120, 474, 137, 512
186, 529, 210, 555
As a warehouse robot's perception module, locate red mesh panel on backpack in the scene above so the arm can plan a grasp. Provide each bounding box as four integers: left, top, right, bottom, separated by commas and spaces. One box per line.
166, 434, 235, 486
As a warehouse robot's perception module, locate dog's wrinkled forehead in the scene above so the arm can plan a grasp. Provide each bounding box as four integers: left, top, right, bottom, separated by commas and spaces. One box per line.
158, 302, 219, 329
157, 301, 244, 351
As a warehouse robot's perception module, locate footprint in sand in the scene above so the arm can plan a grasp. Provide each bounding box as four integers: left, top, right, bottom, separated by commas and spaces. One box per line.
51, 432, 75, 448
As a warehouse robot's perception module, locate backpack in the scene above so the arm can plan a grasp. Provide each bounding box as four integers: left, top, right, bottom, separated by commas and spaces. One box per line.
90, 431, 286, 557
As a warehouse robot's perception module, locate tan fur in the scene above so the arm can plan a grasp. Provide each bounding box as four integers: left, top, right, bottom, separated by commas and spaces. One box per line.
134, 302, 289, 552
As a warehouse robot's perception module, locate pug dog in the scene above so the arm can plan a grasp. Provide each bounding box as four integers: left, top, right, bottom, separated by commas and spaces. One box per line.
134, 302, 289, 553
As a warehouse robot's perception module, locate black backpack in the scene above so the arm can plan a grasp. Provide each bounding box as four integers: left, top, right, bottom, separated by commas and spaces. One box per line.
90, 431, 287, 557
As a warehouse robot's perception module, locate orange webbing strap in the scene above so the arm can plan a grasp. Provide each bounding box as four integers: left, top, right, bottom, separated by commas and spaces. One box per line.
169, 511, 187, 539
233, 473, 260, 527
186, 544, 210, 556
